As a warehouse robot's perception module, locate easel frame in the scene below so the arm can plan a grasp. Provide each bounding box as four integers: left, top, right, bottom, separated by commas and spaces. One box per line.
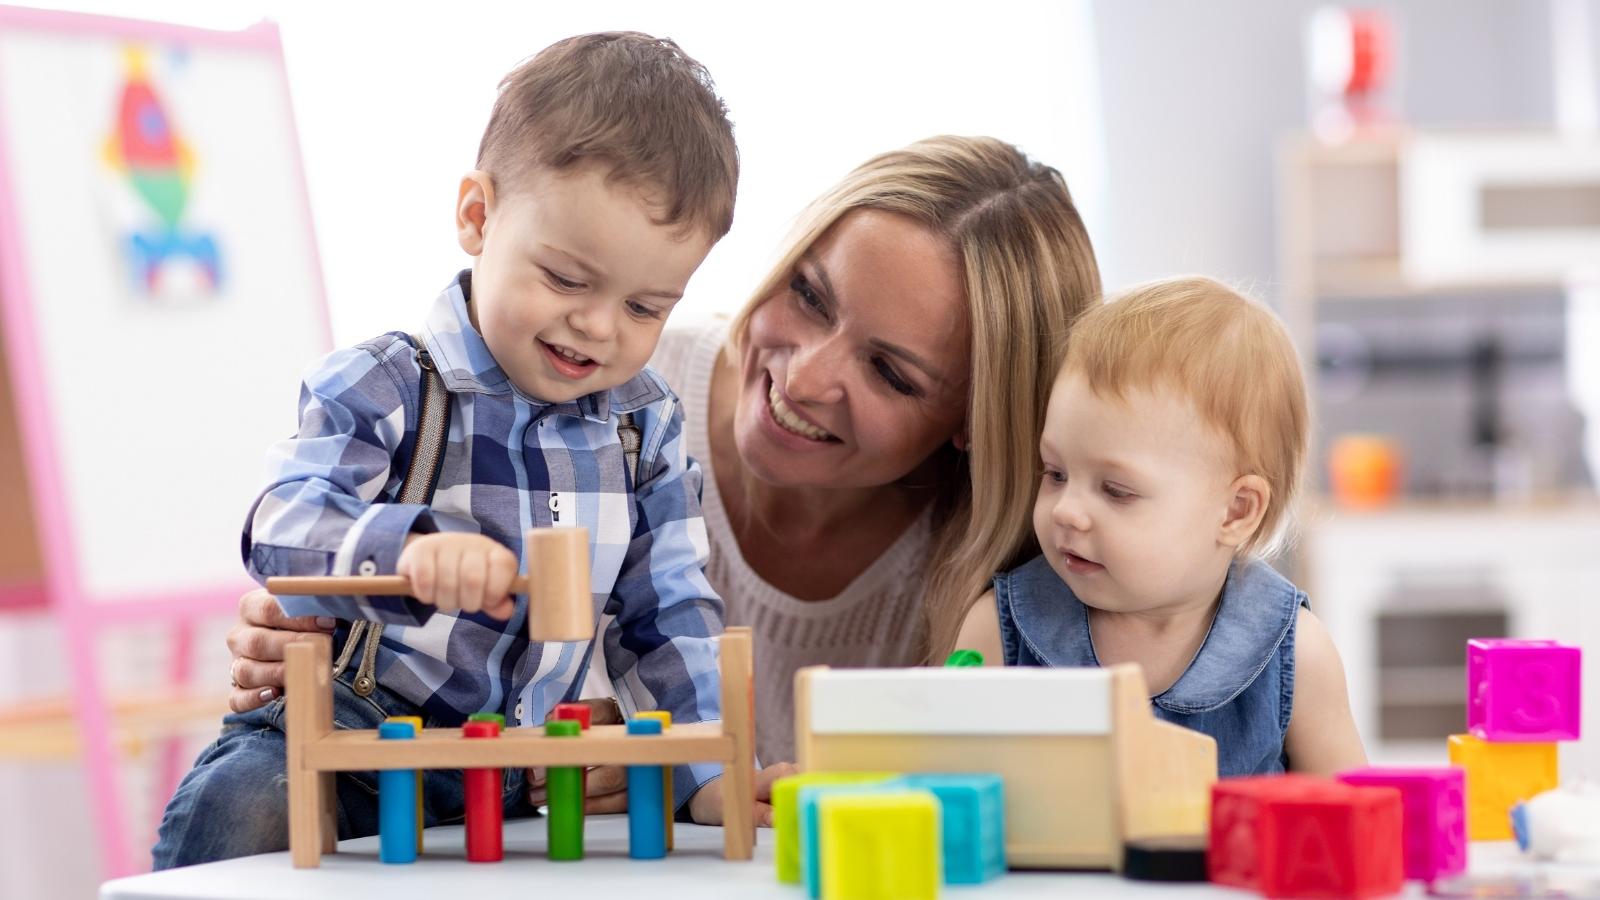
0, 6, 329, 877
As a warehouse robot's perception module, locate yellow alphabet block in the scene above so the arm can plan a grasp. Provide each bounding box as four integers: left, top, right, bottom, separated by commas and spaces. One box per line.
1447, 733, 1557, 840
820, 791, 940, 900
772, 771, 898, 884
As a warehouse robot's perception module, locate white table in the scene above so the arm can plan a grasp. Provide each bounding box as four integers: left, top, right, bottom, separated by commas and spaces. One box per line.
101, 816, 1595, 899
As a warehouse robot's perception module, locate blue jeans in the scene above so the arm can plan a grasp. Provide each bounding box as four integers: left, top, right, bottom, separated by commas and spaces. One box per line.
152, 671, 537, 869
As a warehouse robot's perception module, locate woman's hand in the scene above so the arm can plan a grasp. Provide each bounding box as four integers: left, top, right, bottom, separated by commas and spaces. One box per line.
688, 761, 799, 827
526, 698, 631, 813
226, 589, 337, 713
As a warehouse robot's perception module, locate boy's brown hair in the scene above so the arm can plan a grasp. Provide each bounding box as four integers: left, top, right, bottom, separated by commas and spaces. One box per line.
1060, 276, 1309, 557
476, 31, 739, 239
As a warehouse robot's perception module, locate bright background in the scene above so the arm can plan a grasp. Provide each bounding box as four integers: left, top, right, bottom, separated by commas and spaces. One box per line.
2, 2, 1599, 896
103, 1, 1108, 342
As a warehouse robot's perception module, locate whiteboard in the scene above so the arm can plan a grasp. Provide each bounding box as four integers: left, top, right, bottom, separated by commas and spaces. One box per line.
0, 11, 329, 606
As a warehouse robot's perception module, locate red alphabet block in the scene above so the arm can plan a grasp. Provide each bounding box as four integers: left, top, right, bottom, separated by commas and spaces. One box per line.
1210, 775, 1404, 898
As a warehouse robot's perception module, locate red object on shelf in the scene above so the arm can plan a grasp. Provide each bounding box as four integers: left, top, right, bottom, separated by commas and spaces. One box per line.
1344, 10, 1390, 98
1209, 775, 1404, 898
463, 720, 503, 862
553, 702, 592, 730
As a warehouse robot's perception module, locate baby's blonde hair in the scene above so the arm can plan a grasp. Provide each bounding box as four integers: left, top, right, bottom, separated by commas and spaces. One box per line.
1059, 276, 1308, 556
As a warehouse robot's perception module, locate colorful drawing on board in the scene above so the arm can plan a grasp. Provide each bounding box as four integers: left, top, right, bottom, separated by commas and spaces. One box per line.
100, 45, 223, 299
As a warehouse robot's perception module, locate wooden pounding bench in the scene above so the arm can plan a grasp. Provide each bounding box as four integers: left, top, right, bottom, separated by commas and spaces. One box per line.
267, 527, 757, 868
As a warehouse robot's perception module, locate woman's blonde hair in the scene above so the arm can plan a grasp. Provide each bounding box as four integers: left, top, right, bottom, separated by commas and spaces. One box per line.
727, 135, 1101, 662
1060, 276, 1309, 556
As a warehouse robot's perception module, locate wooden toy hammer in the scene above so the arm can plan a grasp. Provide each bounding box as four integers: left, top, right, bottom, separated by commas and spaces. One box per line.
266, 527, 594, 642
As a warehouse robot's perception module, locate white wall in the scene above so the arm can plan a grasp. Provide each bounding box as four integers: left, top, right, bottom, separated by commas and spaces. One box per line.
286, 0, 1106, 341
1090, 0, 1559, 297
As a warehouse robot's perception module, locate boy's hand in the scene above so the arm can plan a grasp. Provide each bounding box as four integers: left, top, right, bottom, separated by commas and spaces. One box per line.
687, 761, 798, 828
396, 532, 519, 620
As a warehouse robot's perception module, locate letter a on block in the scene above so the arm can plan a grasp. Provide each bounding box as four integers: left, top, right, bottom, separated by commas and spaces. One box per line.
1283, 817, 1346, 895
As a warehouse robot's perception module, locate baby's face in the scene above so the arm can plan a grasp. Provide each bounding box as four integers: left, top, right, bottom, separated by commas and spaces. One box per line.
458, 163, 713, 403
1033, 373, 1244, 614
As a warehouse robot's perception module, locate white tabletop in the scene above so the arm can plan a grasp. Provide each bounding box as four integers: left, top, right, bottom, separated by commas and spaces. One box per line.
101, 816, 1596, 900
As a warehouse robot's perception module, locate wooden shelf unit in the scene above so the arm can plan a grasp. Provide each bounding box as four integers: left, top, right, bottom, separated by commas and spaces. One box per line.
1276, 129, 1600, 768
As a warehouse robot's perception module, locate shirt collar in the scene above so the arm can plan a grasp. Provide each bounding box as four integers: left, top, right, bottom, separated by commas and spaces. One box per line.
417, 270, 665, 423
1007, 556, 1303, 714
1150, 559, 1304, 714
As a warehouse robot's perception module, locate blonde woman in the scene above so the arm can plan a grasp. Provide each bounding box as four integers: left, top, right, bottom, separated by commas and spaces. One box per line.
224, 135, 1101, 810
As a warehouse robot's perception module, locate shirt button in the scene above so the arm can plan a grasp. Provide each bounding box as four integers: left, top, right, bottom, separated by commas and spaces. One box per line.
357, 560, 378, 576
514, 702, 525, 721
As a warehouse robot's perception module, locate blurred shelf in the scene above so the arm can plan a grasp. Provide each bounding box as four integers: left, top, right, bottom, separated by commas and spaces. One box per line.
1368, 739, 1450, 767
1305, 491, 1600, 519
1311, 257, 1568, 299
1279, 128, 1600, 321
0, 692, 226, 762
1375, 665, 1468, 705
1280, 125, 1600, 774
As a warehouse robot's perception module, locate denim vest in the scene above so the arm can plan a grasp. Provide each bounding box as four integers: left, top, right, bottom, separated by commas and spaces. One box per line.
993, 555, 1308, 776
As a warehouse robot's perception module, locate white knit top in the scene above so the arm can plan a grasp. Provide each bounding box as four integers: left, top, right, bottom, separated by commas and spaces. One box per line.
651, 319, 932, 764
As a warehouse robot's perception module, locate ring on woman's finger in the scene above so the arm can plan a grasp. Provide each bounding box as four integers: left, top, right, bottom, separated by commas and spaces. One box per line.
229, 659, 242, 689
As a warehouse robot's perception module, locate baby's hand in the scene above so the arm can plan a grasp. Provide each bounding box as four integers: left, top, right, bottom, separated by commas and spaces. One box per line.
396, 533, 519, 620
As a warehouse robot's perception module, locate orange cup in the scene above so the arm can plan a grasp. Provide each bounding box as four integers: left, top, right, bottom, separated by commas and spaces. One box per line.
1329, 434, 1402, 509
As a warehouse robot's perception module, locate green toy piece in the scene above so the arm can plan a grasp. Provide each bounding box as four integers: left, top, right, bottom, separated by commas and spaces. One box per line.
944, 649, 984, 667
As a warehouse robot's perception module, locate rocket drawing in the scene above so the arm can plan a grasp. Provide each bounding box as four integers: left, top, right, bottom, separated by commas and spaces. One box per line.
102, 46, 221, 293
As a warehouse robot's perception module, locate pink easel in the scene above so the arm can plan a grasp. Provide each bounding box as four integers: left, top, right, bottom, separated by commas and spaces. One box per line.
0, 6, 330, 878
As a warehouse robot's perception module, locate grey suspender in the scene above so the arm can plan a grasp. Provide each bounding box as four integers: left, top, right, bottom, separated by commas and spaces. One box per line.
333, 336, 452, 695
333, 335, 641, 697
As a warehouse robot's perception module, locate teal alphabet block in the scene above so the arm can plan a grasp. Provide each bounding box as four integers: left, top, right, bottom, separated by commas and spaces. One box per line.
898, 773, 1006, 884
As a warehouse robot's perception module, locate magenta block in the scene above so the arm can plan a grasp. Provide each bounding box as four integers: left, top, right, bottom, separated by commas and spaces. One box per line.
1337, 767, 1466, 882
1467, 639, 1581, 742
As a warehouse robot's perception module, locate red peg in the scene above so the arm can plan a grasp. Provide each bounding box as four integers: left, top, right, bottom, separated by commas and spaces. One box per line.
554, 703, 592, 730
463, 720, 503, 862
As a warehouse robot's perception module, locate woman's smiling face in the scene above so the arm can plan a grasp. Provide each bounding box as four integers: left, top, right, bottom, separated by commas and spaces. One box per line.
734, 209, 972, 490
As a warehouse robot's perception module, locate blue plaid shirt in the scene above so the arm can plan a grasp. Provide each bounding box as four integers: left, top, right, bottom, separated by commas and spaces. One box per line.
244, 271, 727, 802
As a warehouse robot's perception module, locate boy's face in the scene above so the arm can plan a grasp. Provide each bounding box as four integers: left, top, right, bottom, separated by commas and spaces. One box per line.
456, 163, 714, 403
1032, 373, 1260, 615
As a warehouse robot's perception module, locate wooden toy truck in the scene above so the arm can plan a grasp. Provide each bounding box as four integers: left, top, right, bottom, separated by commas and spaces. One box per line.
793, 663, 1217, 870
268, 528, 757, 868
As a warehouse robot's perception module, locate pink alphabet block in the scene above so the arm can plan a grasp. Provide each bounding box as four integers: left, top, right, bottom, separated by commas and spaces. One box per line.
1337, 767, 1465, 882
1467, 639, 1581, 742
